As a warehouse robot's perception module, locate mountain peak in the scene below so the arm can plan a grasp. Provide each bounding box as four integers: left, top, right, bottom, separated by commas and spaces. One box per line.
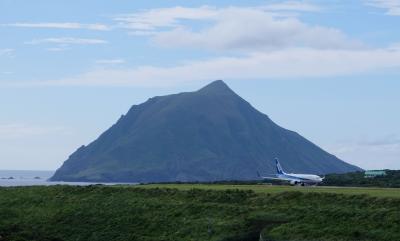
198, 80, 234, 94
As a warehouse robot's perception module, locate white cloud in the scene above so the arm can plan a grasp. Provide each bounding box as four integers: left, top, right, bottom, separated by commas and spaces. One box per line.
1, 71, 13, 75
13, 47, 399, 87
95, 59, 125, 65
46, 47, 70, 52
0, 123, 70, 140
114, 6, 218, 31
3, 22, 110, 31
25, 37, 107, 45
153, 12, 360, 51
366, 0, 400, 15
128, 30, 159, 36
0, 48, 14, 57
260, 1, 321, 12
114, 2, 320, 32
116, 5, 360, 51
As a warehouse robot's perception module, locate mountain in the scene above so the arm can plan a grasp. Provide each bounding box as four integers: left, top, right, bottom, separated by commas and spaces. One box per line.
51, 80, 361, 183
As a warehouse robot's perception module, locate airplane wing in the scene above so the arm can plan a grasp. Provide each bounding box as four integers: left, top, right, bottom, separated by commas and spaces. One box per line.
260, 176, 283, 181
263, 176, 302, 182
257, 172, 303, 182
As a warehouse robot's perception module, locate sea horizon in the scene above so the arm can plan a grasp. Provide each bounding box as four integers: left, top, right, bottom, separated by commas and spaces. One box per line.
0, 170, 138, 187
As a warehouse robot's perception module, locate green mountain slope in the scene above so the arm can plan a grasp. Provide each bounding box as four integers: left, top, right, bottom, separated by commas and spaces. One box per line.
51, 80, 361, 182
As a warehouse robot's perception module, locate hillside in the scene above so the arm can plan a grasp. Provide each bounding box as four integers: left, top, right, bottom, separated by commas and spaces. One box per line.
51, 80, 361, 183
0, 185, 399, 241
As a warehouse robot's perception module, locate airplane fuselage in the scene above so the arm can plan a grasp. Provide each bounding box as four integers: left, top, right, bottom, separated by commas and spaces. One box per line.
277, 173, 323, 185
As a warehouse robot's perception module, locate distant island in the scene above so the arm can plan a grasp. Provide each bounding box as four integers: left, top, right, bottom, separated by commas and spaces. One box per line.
51, 80, 361, 183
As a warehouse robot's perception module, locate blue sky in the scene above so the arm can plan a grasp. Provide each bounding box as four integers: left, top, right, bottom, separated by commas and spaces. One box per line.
1, 0, 400, 170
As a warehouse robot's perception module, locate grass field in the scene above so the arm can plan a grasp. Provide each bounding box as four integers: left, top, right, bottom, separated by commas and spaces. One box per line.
138, 183, 400, 198
1, 185, 400, 241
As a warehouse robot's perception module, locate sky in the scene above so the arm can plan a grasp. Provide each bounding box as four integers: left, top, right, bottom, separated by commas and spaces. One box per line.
1, 0, 400, 171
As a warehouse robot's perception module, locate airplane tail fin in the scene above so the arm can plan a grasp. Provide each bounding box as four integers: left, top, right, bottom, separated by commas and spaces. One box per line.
275, 158, 285, 175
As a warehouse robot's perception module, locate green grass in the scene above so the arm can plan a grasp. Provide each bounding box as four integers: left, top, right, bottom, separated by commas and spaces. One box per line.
139, 183, 400, 198
1, 185, 400, 241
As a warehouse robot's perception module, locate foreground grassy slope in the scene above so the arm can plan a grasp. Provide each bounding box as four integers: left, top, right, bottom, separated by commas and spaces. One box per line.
0, 185, 399, 241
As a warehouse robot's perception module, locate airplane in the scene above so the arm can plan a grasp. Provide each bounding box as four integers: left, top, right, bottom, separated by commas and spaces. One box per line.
258, 158, 324, 186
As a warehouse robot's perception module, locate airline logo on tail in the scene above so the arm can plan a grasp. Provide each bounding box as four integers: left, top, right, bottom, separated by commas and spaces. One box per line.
275, 158, 285, 175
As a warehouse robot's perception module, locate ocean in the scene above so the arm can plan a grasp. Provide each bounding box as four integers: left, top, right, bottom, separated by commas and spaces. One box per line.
0, 170, 137, 187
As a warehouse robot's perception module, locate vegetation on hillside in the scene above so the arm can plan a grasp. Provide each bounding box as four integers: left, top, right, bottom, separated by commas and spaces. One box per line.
0, 185, 399, 241
323, 170, 400, 188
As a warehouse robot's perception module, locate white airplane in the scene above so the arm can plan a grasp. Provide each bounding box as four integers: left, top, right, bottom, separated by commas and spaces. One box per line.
258, 158, 324, 186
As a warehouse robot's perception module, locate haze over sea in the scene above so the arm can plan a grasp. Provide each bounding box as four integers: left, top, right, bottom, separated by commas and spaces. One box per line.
0, 170, 137, 187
